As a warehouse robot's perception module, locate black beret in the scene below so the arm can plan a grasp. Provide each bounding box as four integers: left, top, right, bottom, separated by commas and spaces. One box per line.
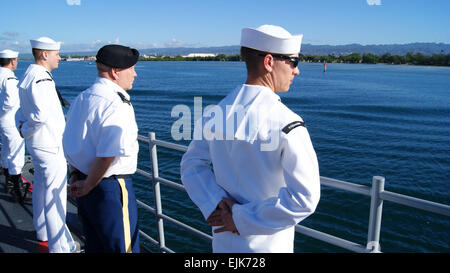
96, 44, 139, 69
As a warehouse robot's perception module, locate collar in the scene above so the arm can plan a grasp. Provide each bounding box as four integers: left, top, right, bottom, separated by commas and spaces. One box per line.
29, 63, 49, 74
94, 77, 130, 101
242, 84, 281, 102
20, 64, 51, 89
0, 67, 14, 75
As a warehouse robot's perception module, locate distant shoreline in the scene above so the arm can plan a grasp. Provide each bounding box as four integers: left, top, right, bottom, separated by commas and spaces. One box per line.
135, 52, 450, 67
18, 52, 450, 67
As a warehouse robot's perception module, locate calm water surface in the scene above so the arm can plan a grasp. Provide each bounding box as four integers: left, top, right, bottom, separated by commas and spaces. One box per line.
16, 60, 450, 252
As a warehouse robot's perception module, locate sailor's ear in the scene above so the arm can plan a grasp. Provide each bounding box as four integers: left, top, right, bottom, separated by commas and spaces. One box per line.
263, 54, 274, 73
110, 67, 120, 80
41, 50, 49, 61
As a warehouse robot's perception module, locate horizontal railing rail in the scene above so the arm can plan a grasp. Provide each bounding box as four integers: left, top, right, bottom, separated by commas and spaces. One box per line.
135, 132, 450, 253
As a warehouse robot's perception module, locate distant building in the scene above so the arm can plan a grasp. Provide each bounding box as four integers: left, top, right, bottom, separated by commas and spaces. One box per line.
140, 53, 158, 59
183, 53, 216, 58
66, 56, 84, 61
62, 55, 96, 61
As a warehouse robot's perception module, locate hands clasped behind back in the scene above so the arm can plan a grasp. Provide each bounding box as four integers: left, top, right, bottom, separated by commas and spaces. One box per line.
206, 197, 240, 235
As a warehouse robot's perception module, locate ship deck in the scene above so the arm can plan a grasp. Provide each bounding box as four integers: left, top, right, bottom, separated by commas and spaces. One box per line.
0, 156, 84, 253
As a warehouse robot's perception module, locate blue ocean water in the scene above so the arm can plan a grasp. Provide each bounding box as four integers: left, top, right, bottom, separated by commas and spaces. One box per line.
16, 60, 450, 252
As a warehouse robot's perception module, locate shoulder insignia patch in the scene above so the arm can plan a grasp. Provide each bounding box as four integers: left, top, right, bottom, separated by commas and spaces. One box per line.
282, 121, 305, 134
117, 92, 131, 105
36, 78, 53, 84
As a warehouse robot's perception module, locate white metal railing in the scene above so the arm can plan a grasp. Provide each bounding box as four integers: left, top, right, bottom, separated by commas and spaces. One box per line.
135, 132, 450, 253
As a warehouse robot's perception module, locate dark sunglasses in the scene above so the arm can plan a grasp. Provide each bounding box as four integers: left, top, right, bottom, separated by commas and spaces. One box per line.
258, 53, 300, 68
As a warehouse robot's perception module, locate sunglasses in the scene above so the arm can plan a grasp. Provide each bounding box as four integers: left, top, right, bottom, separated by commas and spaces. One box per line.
258, 53, 300, 68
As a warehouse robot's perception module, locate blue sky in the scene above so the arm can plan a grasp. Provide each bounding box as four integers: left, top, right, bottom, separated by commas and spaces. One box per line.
1, 0, 449, 53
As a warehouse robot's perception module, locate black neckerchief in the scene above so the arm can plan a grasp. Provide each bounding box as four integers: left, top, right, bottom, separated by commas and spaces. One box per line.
45, 71, 70, 107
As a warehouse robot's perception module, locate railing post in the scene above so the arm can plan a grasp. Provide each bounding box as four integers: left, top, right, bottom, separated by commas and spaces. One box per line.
149, 132, 166, 252
366, 176, 385, 253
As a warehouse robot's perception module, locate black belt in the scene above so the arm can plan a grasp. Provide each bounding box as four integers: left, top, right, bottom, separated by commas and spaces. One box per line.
70, 169, 131, 181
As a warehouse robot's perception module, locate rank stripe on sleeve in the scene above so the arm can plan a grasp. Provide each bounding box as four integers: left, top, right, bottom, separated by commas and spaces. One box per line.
35, 78, 53, 84
282, 121, 305, 134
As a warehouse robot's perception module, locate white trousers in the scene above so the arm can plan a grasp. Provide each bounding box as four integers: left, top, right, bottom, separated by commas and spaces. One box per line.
30, 146, 75, 253
0, 126, 25, 174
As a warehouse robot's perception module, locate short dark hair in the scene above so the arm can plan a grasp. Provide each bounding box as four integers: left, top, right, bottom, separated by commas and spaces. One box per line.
0, 58, 13, 67
96, 61, 111, 73
240, 46, 267, 73
32, 48, 46, 61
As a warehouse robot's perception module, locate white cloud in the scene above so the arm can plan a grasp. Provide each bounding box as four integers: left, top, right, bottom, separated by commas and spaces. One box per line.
366, 0, 381, 5
0, 40, 29, 53
89, 40, 101, 48
66, 0, 81, 6
107, 37, 120, 44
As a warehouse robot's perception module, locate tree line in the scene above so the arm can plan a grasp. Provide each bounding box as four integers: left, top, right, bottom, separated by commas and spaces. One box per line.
303, 52, 450, 66
139, 52, 450, 66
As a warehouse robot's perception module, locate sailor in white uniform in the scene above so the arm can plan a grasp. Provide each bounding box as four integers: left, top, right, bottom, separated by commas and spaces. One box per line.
0, 49, 25, 202
63, 44, 140, 253
18, 37, 76, 253
180, 25, 321, 253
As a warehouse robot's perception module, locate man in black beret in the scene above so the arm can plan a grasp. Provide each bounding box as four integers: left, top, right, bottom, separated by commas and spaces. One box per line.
63, 44, 140, 253
96, 44, 139, 69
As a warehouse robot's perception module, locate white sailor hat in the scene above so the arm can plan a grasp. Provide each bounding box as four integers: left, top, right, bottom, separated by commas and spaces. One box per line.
30, 37, 61, 50
240, 25, 303, 54
0, 49, 19, 58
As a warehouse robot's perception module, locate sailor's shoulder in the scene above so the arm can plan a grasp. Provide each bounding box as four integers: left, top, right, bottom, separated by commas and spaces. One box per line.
0, 69, 17, 81
35, 71, 53, 84
275, 104, 306, 134
23, 66, 51, 84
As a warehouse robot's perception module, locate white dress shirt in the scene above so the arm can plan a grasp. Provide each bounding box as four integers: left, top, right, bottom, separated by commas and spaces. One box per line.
63, 77, 139, 177
19, 64, 66, 150
180, 84, 321, 253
